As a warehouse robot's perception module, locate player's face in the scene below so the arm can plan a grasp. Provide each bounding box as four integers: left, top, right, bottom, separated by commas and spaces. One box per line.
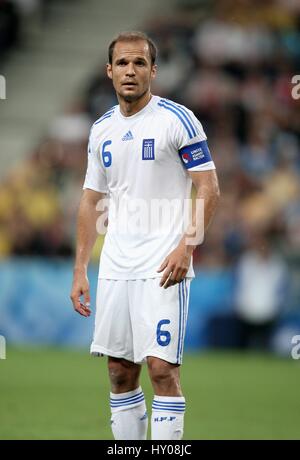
107, 40, 156, 102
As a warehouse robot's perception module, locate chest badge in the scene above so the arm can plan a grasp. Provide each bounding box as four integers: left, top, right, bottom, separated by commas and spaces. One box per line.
142, 139, 155, 160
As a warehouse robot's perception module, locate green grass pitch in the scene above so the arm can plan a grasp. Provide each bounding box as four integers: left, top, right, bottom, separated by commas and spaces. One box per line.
0, 348, 299, 439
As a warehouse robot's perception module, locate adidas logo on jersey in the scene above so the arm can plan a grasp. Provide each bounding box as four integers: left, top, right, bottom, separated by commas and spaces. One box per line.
122, 130, 134, 141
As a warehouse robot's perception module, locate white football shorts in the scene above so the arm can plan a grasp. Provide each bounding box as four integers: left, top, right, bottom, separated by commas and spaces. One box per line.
90, 277, 191, 365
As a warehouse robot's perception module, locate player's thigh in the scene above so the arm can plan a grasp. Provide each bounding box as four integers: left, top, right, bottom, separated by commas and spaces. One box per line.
91, 279, 133, 359
129, 278, 191, 365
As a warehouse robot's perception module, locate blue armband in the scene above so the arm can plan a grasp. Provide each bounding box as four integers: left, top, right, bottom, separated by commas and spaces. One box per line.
179, 140, 212, 169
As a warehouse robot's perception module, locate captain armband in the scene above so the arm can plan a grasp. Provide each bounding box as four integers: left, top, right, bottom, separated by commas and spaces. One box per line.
179, 140, 212, 169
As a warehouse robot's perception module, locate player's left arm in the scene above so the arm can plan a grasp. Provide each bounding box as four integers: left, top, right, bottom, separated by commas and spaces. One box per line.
186, 168, 220, 243
158, 169, 220, 288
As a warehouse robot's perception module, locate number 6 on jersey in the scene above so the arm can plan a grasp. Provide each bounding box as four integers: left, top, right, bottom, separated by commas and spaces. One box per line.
102, 140, 112, 167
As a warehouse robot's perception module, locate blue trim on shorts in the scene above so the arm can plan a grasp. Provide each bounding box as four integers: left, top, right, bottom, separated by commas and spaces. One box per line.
176, 282, 183, 364
180, 280, 186, 362
180, 279, 187, 359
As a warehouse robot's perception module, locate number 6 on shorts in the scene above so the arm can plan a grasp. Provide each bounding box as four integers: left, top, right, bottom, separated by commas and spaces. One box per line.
156, 319, 171, 346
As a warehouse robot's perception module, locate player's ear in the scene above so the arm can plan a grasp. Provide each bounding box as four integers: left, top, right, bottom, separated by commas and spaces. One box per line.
106, 63, 112, 80
151, 64, 157, 80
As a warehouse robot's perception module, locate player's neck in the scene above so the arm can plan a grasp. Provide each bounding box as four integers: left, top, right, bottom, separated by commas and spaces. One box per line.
118, 92, 152, 117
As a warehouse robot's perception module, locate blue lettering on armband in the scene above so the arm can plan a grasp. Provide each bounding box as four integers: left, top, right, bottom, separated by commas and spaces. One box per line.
179, 140, 212, 169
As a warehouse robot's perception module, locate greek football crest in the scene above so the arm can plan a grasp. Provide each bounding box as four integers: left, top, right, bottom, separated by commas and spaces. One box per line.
142, 139, 155, 160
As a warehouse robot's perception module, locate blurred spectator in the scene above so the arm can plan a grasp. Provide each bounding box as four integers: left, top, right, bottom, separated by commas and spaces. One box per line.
0, 0, 21, 63
234, 230, 289, 350
85, 73, 117, 122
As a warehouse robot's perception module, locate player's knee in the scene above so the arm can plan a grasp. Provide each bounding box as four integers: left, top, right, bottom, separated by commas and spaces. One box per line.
108, 359, 139, 389
147, 357, 179, 387
108, 361, 129, 386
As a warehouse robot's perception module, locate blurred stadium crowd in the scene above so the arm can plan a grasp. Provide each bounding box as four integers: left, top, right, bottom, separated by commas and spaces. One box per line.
0, 0, 62, 68
0, 0, 300, 346
0, 0, 21, 65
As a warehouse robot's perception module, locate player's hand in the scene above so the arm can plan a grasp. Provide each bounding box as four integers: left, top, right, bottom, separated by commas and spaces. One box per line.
70, 268, 92, 317
157, 241, 193, 289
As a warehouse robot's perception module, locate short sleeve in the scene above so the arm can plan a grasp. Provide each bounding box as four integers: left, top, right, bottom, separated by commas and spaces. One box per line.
83, 127, 109, 193
172, 106, 216, 172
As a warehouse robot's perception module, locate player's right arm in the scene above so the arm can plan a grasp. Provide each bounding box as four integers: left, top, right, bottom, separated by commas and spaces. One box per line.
71, 123, 109, 316
70, 189, 106, 317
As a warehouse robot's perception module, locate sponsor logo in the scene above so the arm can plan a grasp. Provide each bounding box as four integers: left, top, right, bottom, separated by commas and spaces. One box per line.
140, 411, 148, 421
122, 130, 134, 141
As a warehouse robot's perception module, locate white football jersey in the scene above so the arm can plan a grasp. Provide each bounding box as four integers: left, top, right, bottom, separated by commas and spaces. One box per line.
83, 95, 215, 279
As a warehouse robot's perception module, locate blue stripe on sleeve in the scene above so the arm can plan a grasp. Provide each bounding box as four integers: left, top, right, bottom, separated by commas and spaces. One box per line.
94, 106, 116, 125
160, 99, 197, 137
94, 114, 113, 125
158, 102, 193, 139
173, 101, 199, 136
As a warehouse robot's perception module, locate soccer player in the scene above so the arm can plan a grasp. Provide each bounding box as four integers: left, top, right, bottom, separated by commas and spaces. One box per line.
70, 31, 220, 440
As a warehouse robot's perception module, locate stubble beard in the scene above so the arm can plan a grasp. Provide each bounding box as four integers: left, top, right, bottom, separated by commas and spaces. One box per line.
119, 87, 149, 103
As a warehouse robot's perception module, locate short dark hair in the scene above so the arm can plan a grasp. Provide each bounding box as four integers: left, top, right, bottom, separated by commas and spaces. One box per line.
108, 31, 157, 65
